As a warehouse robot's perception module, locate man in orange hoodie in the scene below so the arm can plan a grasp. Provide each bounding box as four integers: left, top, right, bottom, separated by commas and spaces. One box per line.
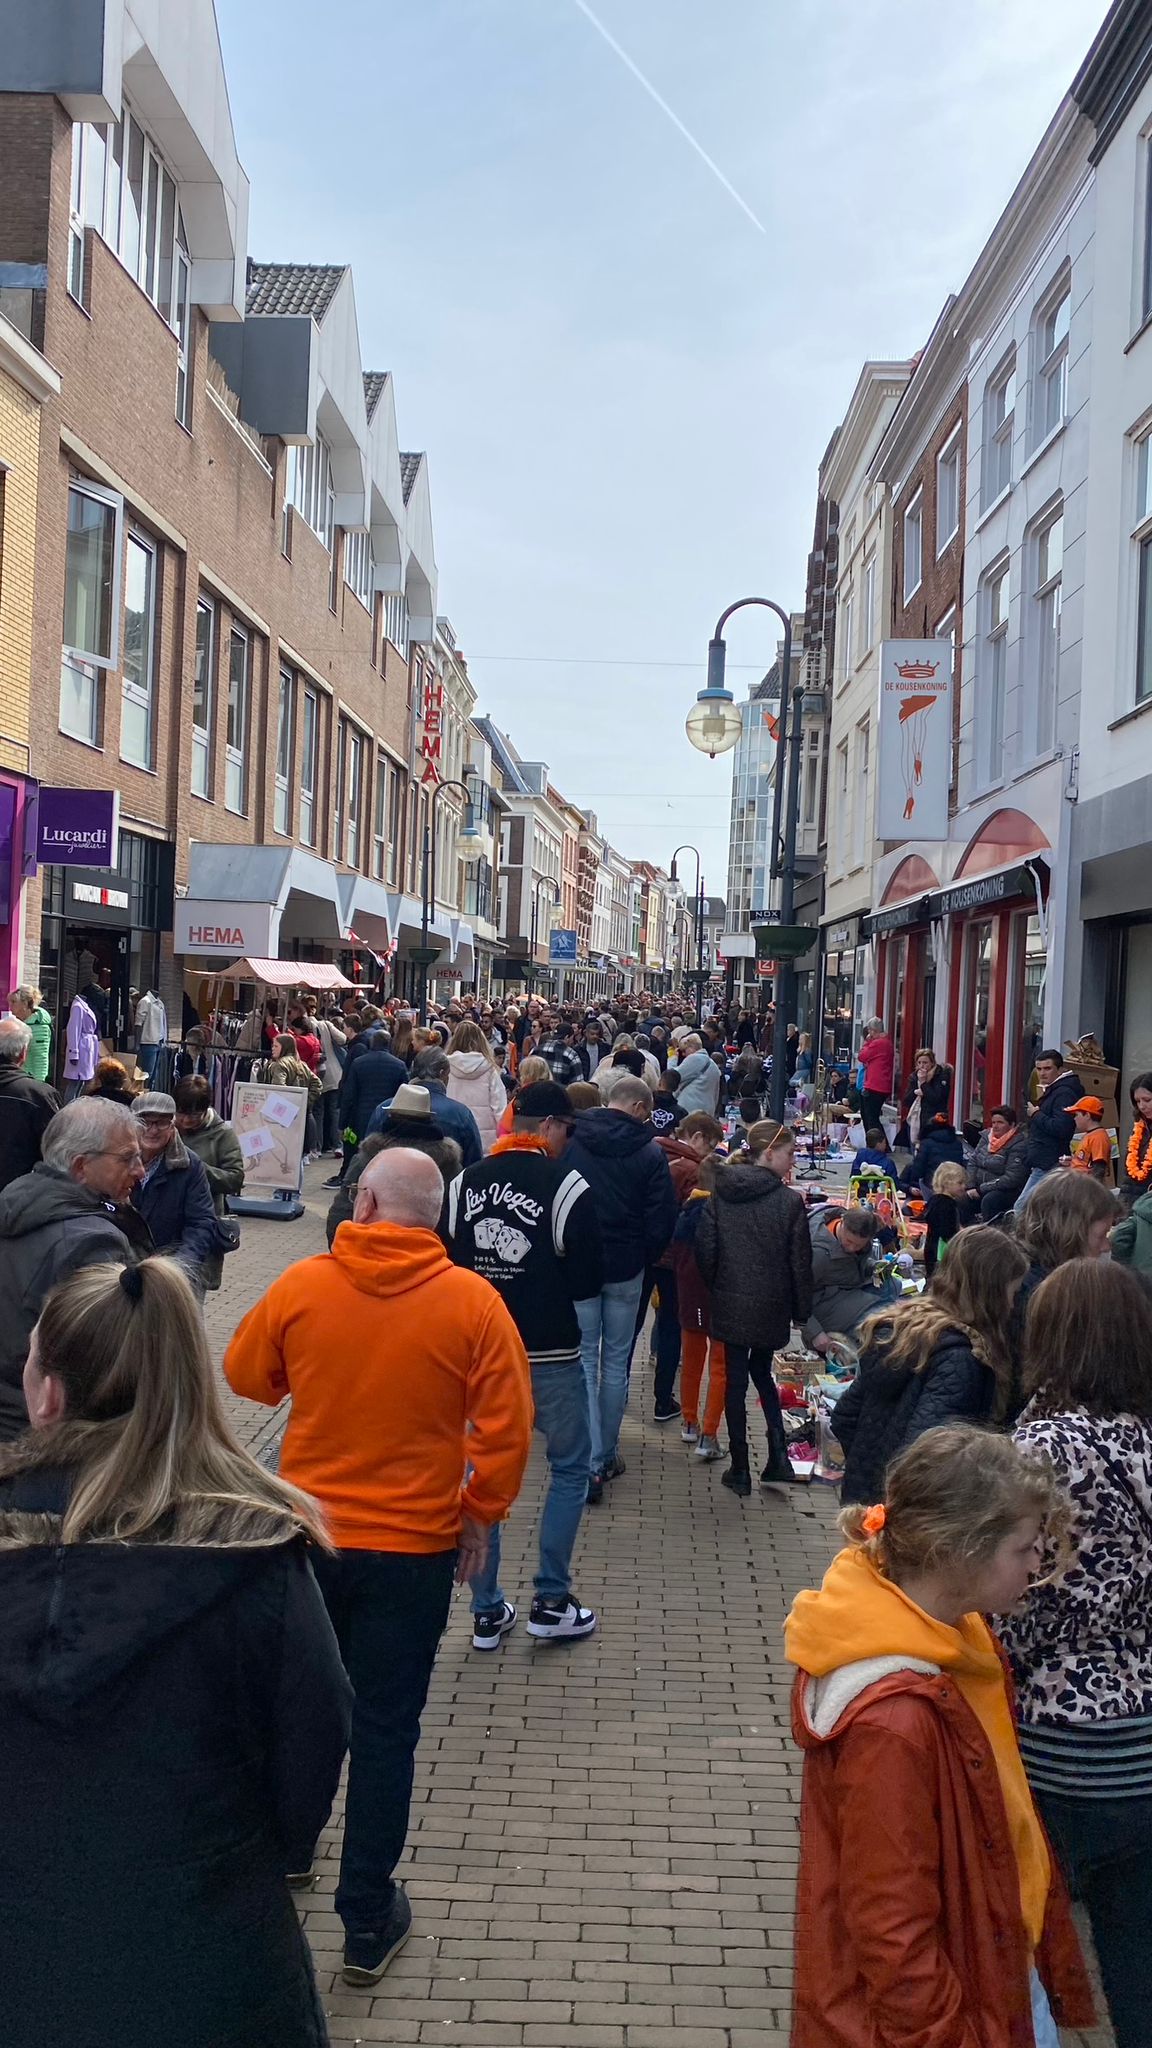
224, 1148, 532, 1988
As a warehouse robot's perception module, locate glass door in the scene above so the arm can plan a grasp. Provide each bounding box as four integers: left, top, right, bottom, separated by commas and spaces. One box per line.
962, 920, 994, 1122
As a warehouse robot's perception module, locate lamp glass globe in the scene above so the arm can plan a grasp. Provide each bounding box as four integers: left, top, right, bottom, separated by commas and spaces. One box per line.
685, 697, 742, 757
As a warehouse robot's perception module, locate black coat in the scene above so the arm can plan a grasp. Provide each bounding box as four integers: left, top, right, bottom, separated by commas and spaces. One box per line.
0, 1442, 351, 2048
694, 1165, 814, 1351
0, 1066, 60, 1192
896, 1065, 952, 1145
831, 1324, 997, 1505
130, 1133, 218, 1278
338, 1044, 408, 1141
564, 1108, 677, 1284
899, 1122, 966, 1192
0, 1165, 135, 1441
1025, 1071, 1083, 1171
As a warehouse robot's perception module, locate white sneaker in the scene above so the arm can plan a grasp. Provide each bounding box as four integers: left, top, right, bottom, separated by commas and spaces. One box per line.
695, 1433, 724, 1461
527, 1593, 597, 1641
471, 1600, 517, 1651
681, 1421, 699, 1443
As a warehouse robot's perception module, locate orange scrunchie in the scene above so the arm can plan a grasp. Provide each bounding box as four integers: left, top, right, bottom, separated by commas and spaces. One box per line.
862, 1503, 887, 1535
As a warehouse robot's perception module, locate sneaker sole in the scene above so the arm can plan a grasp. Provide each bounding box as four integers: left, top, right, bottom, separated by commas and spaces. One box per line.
342, 1922, 412, 1985
471, 1621, 517, 1651
526, 1616, 598, 1641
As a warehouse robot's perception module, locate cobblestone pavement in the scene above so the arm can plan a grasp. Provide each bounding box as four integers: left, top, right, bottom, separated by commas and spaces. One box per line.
207, 1164, 1113, 2047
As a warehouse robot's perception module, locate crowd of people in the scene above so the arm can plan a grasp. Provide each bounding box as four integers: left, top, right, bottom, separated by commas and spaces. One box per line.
0, 978, 1149, 2046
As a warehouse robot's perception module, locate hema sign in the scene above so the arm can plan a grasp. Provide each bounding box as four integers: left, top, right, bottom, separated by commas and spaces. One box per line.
875, 641, 952, 841
173, 899, 277, 956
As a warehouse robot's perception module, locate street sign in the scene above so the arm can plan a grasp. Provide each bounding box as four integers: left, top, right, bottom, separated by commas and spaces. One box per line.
548, 927, 578, 964
757, 959, 778, 977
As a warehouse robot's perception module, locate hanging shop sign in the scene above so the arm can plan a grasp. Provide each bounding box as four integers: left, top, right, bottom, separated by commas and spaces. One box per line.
418, 675, 444, 786
875, 640, 952, 841
173, 899, 278, 956
936, 861, 1047, 919
36, 787, 120, 868
63, 866, 133, 927
548, 928, 578, 964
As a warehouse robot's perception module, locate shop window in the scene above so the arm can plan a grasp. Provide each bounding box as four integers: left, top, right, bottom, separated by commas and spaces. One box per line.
191, 595, 215, 798
983, 351, 1016, 506
1033, 278, 1070, 445
903, 491, 923, 601
1030, 505, 1063, 755
962, 919, 994, 1121
274, 669, 294, 834
1009, 911, 1047, 1105
299, 688, 319, 847
224, 624, 250, 815
120, 531, 156, 770
936, 428, 961, 553
61, 479, 122, 745
982, 559, 1010, 783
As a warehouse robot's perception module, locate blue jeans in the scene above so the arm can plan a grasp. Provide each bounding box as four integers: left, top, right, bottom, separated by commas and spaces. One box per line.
1036, 1786, 1152, 2048
578, 1273, 645, 1474
1013, 1166, 1051, 1212
136, 1043, 161, 1083
1029, 1969, 1060, 2048
311, 1547, 455, 1934
470, 1360, 592, 1611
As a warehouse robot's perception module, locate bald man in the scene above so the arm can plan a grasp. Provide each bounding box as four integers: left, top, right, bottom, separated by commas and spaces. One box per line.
226, 1146, 532, 1986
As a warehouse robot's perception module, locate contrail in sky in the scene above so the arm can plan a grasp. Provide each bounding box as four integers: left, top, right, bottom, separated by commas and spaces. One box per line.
569, 0, 767, 235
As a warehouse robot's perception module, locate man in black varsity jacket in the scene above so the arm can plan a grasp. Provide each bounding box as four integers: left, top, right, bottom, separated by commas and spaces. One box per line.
447, 1080, 604, 1648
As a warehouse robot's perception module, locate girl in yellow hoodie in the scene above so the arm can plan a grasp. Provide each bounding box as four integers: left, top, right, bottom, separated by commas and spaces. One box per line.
784, 1425, 1093, 2048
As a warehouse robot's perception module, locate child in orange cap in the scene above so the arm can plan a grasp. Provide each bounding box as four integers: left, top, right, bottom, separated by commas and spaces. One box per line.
1061, 1098, 1113, 1185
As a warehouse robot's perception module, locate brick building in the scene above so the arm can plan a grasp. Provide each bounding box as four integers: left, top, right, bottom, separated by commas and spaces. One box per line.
0, 2, 456, 1069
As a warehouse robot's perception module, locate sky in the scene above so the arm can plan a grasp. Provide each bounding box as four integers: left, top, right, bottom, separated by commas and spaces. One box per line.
215, 0, 1106, 904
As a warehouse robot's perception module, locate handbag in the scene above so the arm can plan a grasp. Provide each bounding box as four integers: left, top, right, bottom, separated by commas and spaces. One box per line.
213, 1213, 242, 1255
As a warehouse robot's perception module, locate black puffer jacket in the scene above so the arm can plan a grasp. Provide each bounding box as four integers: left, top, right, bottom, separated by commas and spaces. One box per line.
694, 1164, 813, 1351
565, 1107, 677, 1284
0, 1066, 60, 1193
1025, 1072, 1083, 1172
0, 1437, 351, 2048
830, 1323, 996, 1504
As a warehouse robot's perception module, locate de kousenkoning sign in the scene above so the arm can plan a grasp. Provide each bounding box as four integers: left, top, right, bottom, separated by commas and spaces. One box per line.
875, 641, 952, 841
35, 787, 120, 868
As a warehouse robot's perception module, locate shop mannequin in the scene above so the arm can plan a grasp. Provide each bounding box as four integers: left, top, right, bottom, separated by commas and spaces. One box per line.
134, 989, 169, 1084
63, 992, 100, 1103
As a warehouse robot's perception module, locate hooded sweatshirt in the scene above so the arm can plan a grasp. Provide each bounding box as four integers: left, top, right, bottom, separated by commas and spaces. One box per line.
224, 1220, 533, 1551
446, 1047, 507, 1152
786, 1544, 1050, 1948
565, 1106, 677, 1283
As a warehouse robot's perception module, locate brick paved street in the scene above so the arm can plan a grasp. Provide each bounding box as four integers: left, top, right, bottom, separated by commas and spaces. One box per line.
208, 1167, 1114, 2048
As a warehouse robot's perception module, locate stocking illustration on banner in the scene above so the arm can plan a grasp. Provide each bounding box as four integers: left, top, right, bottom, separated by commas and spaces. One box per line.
898, 689, 938, 820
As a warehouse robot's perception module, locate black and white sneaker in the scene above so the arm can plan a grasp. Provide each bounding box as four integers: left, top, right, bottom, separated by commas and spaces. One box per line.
527, 1593, 598, 1641
653, 1400, 682, 1424
342, 1885, 413, 1984
471, 1600, 518, 1652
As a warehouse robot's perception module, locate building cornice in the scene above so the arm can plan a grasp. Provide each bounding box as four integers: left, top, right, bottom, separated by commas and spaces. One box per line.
823, 362, 915, 503
0, 315, 60, 404
1073, 0, 1152, 161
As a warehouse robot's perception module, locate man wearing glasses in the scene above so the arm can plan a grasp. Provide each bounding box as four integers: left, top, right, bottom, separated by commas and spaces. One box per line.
0, 1098, 144, 1440
446, 1079, 604, 1647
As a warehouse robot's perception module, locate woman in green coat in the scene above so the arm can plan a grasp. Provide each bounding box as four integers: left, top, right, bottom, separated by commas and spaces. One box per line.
9, 987, 52, 1082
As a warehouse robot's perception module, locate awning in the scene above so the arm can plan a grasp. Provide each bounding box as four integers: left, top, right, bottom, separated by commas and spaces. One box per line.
177, 843, 346, 955
196, 957, 358, 990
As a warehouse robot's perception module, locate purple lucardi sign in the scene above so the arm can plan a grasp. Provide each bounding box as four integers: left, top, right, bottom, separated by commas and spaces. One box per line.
35, 787, 120, 868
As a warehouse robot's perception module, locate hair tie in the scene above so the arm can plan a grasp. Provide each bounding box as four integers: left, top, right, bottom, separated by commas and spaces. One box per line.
862, 1503, 887, 1535
119, 1264, 145, 1304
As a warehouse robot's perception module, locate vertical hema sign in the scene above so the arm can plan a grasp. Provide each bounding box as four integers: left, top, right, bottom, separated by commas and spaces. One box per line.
35, 788, 120, 868
875, 641, 952, 841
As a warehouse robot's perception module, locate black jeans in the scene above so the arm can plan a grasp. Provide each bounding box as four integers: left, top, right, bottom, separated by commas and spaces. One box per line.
311, 1547, 455, 1934
723, 1344, 788, 1470
318, 1091, 341, 1151
653, 1265, 681, 1409
861, 1089, 888, 1135
1037, 1786, 1152, 2048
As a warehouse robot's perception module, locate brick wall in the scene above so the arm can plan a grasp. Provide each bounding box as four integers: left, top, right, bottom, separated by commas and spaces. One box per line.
0, 367, 41, 773
890, 402, 966, 642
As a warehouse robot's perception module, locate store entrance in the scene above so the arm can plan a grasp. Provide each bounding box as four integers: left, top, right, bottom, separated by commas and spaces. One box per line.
38, 923, 132, 1083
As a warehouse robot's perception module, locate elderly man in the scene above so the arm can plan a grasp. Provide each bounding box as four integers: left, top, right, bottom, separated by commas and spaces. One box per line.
674, 1033, 723, 1115
225, 1149, 532, 1987
368, 1046, 482, 1166
0, 1097, 143, 1438
0, 1015, 60, 1192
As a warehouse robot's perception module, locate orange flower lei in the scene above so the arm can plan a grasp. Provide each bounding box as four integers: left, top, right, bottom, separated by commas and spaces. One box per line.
1127, 1122, 1152, 1184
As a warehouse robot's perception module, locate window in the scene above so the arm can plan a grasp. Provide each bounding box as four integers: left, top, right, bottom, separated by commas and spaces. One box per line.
284, 439, 335, 549
834, 739, 849, 872
383, 592, 409, 658
69, 113, 194, 406
344, 528, 373, 609
387, 764, 404, 886
173, 218, 191, 430
224, 625, 250, 815
984, 561, 1010, 782
1143, 140, 1152, 324
191, 596, 215, 796
120, 533, 156, 769
68, 125, 86, 303
802, 728, 820, 827
936, 429, 961, 552
1036, 285, 1070, 442
985, 353, 1016, 504
1032, 508, 1063, 754
373, 756, 388, 878
903, 492, 923, 600
860, 555, 876, 656
274, 669, 294, 834
299, 688, 319, 845
61, 480, 121, 743
841, 589, 854, 679
1135, 433, 1152, 705
853, 721, 870, 868
345, 728, 364, 868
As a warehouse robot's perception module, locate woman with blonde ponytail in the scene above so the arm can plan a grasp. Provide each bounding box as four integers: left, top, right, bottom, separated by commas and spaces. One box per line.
785, 1425, 1091, 2048
0, 1257, 351, 2048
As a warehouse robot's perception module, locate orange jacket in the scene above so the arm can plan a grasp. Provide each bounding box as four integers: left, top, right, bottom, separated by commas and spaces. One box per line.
224, 1220, 533, 1552
786, 1553, 1093, 2048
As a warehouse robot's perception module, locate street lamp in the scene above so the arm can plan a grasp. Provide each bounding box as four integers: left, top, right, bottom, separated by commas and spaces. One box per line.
529, 875, 562, 993
669, 844, 706, 1018
412, 778, 476, 1025
698, 597, 813, 1121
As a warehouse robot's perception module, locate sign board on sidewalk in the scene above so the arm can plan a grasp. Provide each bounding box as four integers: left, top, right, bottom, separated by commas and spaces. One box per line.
876, 639, 952, 841
231, 1082, 308, 1194
548, 928, 578, 964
